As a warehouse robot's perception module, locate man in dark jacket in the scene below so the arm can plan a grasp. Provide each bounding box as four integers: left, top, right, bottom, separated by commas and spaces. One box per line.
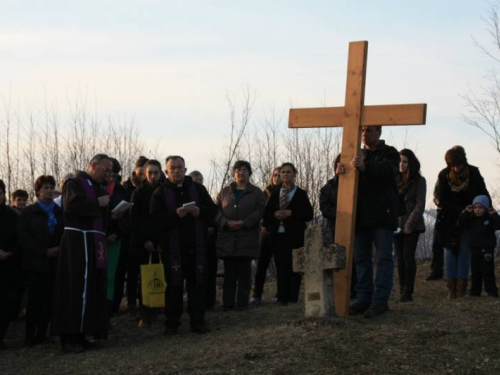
150, 156, 217, 335
189, 171, 218, 310
114, 155, 148, 319
337, 126, 399, 318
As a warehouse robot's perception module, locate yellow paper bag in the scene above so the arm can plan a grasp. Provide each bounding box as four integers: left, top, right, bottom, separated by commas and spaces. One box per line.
140, 254, 167, 308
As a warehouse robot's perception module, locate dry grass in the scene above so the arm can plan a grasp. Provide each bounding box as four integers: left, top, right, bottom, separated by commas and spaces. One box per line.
2, 261, 500, 375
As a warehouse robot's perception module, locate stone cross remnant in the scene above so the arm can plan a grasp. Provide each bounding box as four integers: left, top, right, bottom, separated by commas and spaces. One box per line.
289, 41, 426, 316
293, 226, 346, 318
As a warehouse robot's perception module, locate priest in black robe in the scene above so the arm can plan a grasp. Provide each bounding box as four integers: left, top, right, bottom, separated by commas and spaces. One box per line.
150, 155, 217, 335
51, 154, 112, 352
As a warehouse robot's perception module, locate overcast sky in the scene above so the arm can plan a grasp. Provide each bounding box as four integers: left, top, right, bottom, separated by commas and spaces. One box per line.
1, 0, 498, 199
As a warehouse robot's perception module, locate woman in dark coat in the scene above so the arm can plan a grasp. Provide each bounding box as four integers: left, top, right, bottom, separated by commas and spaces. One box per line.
251, 166, 281, 304
130, 159, 163, 327
436, 147, 490, 298
216, 160, 266, 310
18, 175, 63, 347
0, 179, 20, 350
393, 149, 426, 302
263, 162, 314, 305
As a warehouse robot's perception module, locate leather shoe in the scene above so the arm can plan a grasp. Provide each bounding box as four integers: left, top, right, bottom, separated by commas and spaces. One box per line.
425, 274, 442, 281
61, 342, 86, 354
190, 323, 210, 334
363, 303, 389, 319
348, 302, 370, 316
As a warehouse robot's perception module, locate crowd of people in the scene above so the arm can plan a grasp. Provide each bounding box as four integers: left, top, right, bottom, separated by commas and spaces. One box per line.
0, 125, 498, 353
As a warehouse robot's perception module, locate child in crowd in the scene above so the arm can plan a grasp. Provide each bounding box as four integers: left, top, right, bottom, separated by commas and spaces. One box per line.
458, 195, 499, 297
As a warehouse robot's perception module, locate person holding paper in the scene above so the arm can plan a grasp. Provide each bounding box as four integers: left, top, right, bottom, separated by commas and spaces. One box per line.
150, 156, 217, 335
51, 154, 111, 352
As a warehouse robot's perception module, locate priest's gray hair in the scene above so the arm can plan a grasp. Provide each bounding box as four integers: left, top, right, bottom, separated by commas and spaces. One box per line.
89, 154, 111, 165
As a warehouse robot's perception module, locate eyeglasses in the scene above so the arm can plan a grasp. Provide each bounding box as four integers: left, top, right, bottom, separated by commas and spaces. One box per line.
98, 165, 113, 174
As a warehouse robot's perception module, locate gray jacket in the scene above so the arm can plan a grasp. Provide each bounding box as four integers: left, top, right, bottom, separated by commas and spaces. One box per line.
216, 182, 266, 258
398, 176, 427, 233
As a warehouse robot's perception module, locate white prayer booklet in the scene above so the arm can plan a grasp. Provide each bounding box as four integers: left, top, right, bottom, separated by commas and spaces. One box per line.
112, 200, 133, 214
182, 201, 196, 208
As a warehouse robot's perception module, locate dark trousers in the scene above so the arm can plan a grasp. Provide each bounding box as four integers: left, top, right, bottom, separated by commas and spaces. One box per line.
354, 228, 394, 304
164, 252, 206, 328
112, 234, 130, 314
470, 248, 498, 296
430, 227, 444, 277
0, 284, 23, 342
253, 232, 274, 299
223, 257, 252, 308
126, 252, 141, 308
394, 232, 420, 295
206, 240, 218, 309
274, 234, 302, 304
25, 271, 55, 340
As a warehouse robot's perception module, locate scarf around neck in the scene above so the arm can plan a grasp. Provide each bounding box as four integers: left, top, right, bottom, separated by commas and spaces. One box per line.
448, 166, 470, 193
38, 199, 57, 235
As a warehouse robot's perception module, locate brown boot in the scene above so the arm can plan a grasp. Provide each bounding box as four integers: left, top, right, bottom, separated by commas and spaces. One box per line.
127, 305, 138, 322
137, 306, 151, 328
447, 279, 457, 300
456, 279, 468, 298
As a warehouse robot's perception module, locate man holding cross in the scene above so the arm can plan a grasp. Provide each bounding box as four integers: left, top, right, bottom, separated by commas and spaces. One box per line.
336, 125, 399, 318
288, 40, 426, 316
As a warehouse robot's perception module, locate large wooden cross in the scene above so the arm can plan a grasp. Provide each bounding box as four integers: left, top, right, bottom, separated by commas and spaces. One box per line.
288, 41, 426, 317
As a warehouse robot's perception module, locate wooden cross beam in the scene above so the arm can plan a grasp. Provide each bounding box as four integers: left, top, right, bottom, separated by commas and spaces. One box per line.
288, 41, 426, 317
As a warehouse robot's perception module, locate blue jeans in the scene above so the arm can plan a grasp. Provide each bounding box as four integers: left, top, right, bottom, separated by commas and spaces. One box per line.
354, 228, 394, 305
445, 232, 470, 279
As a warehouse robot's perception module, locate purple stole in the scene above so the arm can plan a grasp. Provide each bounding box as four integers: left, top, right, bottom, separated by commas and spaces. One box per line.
77, 176, 108, 270
163, 182, 205, 286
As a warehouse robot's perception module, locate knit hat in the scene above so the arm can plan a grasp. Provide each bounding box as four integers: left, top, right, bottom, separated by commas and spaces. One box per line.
472, 195, 490, 209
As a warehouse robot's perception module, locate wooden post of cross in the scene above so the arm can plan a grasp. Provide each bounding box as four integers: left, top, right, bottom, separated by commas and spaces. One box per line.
288, 41, 426, 317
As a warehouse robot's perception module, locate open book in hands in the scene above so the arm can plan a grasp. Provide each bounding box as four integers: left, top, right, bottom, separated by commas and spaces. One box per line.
112, 200, 133, 214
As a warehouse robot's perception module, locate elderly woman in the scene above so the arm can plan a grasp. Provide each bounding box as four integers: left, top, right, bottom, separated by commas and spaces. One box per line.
264, 163, 313, 305
18, 175, 63, 347
0, 179, 20, 350
216, 161, 266, 311
251, 166, 281, 305
394, 149, 426, 302
436, 146, 490, 298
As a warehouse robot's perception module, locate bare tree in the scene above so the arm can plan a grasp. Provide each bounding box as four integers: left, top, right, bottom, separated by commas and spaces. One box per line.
209, 84, 256, 195
463, 2, 500, 158
0, 90, 144, 200
207, 86, 342, 223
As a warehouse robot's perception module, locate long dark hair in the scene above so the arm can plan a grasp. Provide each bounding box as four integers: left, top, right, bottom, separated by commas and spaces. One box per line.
398, 149, 421, 191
